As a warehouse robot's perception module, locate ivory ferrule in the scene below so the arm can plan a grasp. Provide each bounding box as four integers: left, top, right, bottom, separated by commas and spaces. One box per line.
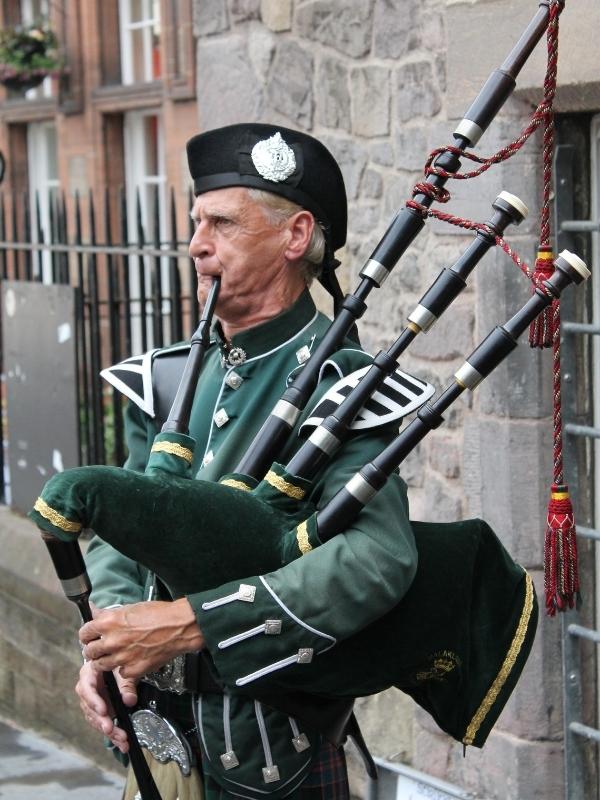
308, 426, 342, 456
360, 259, 390, 287
454, 362, 484, 391
454, 119, 484, 147
345, 473, 378, 505
408, 304, 437, 333
60, 574, 91, 599
272, 400, 301, 426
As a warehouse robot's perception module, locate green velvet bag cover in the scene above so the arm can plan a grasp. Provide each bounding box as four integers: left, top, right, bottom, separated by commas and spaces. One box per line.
30, 452, 537, 749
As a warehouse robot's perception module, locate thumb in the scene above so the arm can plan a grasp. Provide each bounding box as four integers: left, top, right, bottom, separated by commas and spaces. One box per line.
115, 669, 138, 707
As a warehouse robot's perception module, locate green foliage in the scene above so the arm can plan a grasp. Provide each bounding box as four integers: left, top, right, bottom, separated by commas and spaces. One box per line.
0, 21, 62, 83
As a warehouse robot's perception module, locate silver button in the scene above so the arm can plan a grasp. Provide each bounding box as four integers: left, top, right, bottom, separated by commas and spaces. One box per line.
262, 765, 280, 783
264, 620, 282, 635
220, 750, 239, 770
202, 450, 214, 466
225, 372, 243, 389
292, 733, 310, 753
297, 648, 314, 664
296, 345, 311, 365
214, 408, 230, 427
239, 584, 256, 602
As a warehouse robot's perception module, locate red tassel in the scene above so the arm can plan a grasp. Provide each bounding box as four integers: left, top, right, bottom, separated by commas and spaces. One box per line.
544, 484, 581, 616
529, 246, 555, 348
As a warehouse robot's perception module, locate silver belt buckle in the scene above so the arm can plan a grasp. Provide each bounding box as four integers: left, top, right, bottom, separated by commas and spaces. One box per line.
142, 653, 187, 694
131, 707, 193, 776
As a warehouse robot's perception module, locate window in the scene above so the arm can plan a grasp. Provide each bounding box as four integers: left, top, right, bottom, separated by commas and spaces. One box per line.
27, 120, 59, 281
123, 109, 168, 351
118, 0, 161, 85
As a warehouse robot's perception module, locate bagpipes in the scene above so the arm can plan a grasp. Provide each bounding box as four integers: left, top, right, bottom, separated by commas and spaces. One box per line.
28, 1, 588, 797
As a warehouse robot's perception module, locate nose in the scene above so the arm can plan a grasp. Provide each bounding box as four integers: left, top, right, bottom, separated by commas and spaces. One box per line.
189, 220, 215, 261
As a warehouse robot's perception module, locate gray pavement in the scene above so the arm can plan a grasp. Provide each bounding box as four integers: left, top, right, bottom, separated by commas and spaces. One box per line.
0, 717, 125, 799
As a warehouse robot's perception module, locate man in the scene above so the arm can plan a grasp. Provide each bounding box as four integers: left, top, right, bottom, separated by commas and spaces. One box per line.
76, 123, 417, 800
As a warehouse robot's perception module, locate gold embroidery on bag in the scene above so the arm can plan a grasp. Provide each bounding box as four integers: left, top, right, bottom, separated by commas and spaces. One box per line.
297, 520, 312, 555
462, 571, 534, 745
33, 497, 82, 533
264, 470, 306, 500
151, 441, 194, 463
220, 478, 252, 492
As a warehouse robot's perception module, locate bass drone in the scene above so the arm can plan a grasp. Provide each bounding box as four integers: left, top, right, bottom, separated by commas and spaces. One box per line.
31, 250, 589, 754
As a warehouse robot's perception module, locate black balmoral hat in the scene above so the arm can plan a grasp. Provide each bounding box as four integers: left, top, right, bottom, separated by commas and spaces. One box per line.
186, 123, 347, 254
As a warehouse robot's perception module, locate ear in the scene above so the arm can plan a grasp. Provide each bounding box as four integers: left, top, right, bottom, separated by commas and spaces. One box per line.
283, 211, 315, 263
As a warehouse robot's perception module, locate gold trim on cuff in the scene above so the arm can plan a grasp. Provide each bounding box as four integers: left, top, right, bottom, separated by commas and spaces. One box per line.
265, 470, 306, 500
220, 478, 252, 492
297, 520, 313, 555
33, 497, 82, 533
462, 571, 535, 746
151, 441, 194, 463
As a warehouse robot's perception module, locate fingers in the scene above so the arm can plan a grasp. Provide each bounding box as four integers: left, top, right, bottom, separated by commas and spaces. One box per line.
115, 667, 138, 708
75, 661, 131, 754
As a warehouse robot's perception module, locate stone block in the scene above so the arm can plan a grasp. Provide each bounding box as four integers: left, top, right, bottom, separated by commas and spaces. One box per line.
462, 414, 551, 566
194, 0, 229, 36
427, 433, 460, 479
229, 0, 260, 23
295, 0, 375, 58
321, 135, 368, 201
352, 203, 381, 237
394, 60, 442, 124
315, 56, 351, 132
394, 126, 430, 172
409, 295, 474, 362
447, 730, 564, 800
355, 688, 414, 762
247, 25, 276, 82
261, 0, 292, 31
370, 140, 394, 168
373, 0, 421, 60
350, 66, 390, 138
359, 169, 383, 201
422, 473, 463, 522
266, 41, 314, 128
197, 36, 264, 128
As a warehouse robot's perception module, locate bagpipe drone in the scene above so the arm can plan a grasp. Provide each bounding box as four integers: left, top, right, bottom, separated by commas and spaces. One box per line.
28, 2, 587, 798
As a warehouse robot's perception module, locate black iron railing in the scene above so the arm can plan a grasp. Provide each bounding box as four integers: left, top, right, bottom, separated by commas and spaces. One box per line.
0, 186, 197, 491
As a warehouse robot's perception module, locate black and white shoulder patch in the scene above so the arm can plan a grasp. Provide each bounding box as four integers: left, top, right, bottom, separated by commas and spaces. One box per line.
301, 366, 435, 433
101, 343, 194, 420
100, 350, 159, 416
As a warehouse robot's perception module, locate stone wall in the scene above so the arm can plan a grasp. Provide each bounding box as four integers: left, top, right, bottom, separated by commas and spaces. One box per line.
190, 2, 599, 799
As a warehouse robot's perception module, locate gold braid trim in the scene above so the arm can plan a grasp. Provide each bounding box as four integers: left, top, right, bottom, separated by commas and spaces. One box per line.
297, 520, 313, 555
151, 441, 194, 464
33, 497, 82, 533
462, 572, 534, 746
264, 470, 306, 500
220, 478, 252, 492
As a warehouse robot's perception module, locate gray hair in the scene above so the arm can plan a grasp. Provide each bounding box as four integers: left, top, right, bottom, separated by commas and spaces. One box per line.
247, 188, 325, 284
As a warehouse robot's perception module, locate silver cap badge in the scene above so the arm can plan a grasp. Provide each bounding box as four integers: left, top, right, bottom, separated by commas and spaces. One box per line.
251, 132, 296, 183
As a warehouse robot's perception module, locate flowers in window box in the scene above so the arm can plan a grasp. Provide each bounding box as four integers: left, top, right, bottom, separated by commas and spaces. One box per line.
0, 21, 64, 91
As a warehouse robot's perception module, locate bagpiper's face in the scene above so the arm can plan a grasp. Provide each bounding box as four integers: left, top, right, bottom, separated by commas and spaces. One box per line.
189, 187, 302, 329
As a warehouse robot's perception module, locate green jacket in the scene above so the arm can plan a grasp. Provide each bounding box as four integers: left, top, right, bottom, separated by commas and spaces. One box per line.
86, 290, 417, 798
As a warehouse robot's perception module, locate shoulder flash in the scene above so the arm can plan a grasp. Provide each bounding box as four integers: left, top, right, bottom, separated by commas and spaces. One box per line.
301, 365, 435, 433
100, 344, 190, 418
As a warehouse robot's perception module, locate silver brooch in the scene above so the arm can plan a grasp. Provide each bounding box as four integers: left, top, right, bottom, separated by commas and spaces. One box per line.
226, 346, 247, 367
251, 132, 296, 182
131, 708, 193, 776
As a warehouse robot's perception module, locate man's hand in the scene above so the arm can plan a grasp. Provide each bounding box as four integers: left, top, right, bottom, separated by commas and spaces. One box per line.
76, 660, 137, 754
79, 598, 204, 679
